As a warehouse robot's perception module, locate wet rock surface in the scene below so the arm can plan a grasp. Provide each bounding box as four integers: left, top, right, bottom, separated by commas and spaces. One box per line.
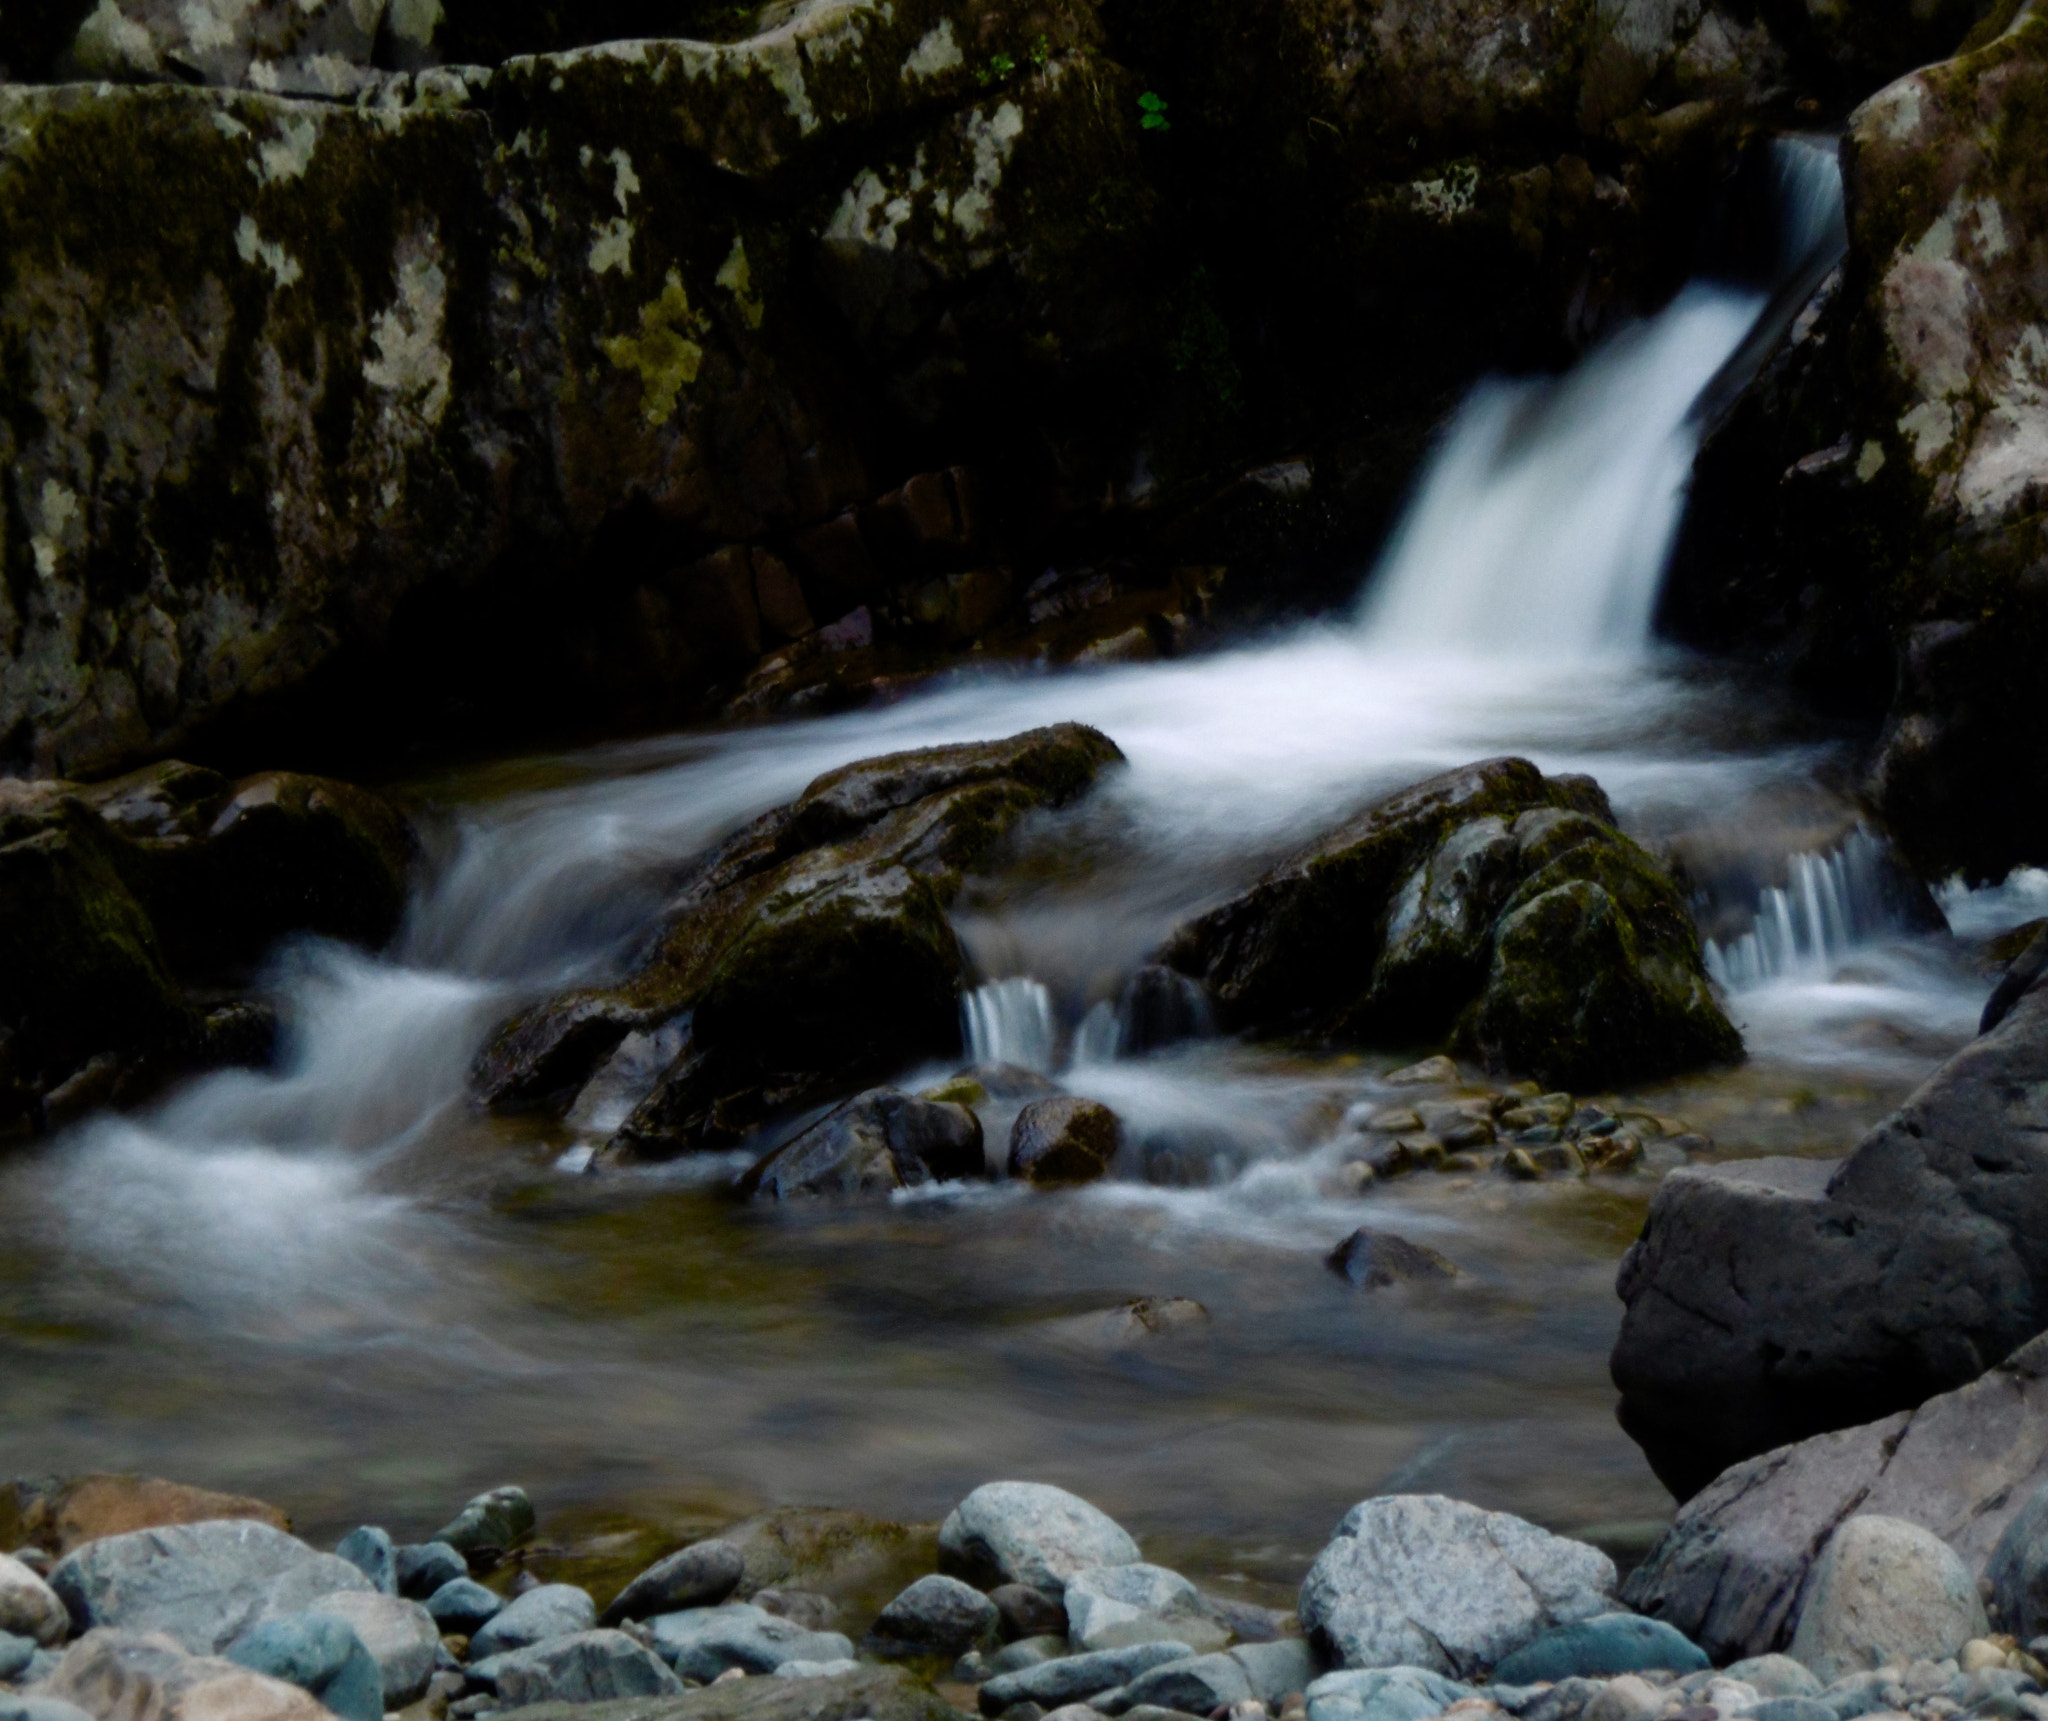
1007, 1099, 1124, 1188
1613, 952, 2048, 1496
1161, 758, 1739, 1091
742, 1090, 985, 1200
471, 724, 1122, 1158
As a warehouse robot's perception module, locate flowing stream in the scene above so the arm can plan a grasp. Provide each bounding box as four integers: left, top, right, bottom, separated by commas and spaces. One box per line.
0, 139, 2032, 1586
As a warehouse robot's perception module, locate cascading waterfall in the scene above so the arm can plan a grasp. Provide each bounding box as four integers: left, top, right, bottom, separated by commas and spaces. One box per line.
1704, 829, 1904, 989
961, 978, 1057, 1071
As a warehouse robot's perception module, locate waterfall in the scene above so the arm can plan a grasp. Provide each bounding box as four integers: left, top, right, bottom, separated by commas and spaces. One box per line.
1704, 829, 1905, 990
961, 977, 1056, 1071
1355, 138, 1844, 660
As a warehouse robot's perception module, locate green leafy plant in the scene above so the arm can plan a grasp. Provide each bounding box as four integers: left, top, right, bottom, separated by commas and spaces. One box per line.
976, 51, 1016, 86
1138, 90, 1170, 130
1029, 33, 1050, 66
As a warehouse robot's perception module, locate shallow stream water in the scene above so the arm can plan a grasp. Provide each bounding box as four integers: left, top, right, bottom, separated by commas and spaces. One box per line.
0, 141, 2035, 1601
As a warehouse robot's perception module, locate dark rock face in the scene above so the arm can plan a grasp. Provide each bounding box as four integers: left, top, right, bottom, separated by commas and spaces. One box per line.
471, 724, 1124, 1157
0, 763, 415, 1135
1613, 958, 2048, 1499
1665, 12, 2048, 882
1006, 1096, 1123, 1186
1159, 757, 1740, 1090
741, 1088, 985, 1199
1622, 1331, 2048, 1662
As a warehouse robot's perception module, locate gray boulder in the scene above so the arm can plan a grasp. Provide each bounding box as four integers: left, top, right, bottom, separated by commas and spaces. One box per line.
468, 1629, 686, 1707
977, 1641, 1197, 1714
602, 1542, 745, 1626
645, 1603, 855, 1682
1064, 1563, 1228, 1654
1297, 1495, 1614, 1676
1304, 1666, 1476, 1721
223, 1611, 383, 1721
1104, 1642, 1319, 1714
1622, 1330, 2048, 1662
331, 1529, 396, 1597
426, 1577, 503, 1635
46, 1521, 375, 1655
940, 1482, 1142, 1595
467, 1584, 596, 1660
431, 1486, 535, 1559
1786, 1516, 1988, 1682
863, 1574, 999, 1659
0, 1553, 68, 1647
1614, 958, 2048, 1497
395, 1543, 466, 1600
1987, 1477, 2048, 1640
742, 1090, 985, 1200
304, 1590, 441, 1706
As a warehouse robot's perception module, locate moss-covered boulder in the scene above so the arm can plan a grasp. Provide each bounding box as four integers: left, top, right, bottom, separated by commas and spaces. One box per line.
470, 722, 1123, 1157
1160, 757, 1740, 1089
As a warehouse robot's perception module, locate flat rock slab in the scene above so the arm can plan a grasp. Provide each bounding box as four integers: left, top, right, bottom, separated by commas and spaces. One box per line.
1623, 1330, 2048, 1661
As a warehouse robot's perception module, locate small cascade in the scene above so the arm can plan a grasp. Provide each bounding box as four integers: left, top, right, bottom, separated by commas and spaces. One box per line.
1704, 829, 1909, 989
961, 977, 1056, 1071
1072, 1002, 1121, 1066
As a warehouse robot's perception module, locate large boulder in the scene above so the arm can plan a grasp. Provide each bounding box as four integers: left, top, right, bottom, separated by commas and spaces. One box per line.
1159, 758, 1739, 1090
1621, 1330, 2048, 1662
1612, 951, 2048, 1497
1295, 1495, 1615, 1677
46, 1520, 375, 1655
741, 1088, 985, 1199
471, 724, 1122, 1157
1785, 1516, 1988, 1682
0, 765, 414, 1134
938, 1481, 1142, 1596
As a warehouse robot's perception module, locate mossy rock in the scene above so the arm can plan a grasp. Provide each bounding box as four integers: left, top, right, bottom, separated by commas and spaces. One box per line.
1160, 757, 1740, 1090
717, 1506, 940, 1616
472, 722, 1124, 1156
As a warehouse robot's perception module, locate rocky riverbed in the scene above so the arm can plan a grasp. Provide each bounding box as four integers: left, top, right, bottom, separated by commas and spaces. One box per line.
8, 1457, 2048, 1721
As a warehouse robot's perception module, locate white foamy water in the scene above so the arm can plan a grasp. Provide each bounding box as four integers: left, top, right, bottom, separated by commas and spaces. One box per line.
963, 978, 1058, 1072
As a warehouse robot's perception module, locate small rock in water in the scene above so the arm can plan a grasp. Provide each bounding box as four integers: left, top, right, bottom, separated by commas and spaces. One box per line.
940, 1482, 1142, 1595
430, 1487, 535, 1562
425, 1577, 504, 1635
1789, 1516, 1989, 1682
396, 1542, 468, 1600
600, 1539, 744, 1625
1326, 1229, 1459, 1289
1362, 1108, 1424, 1134
1010, 1098, 1125, 1187
865, 1573, 1000, 1659
333, 1526, 397, 1596
468, 1583, 596, 1660
1049, 1297, 1212, 1351
1384, 1057, 1460, 1086
225, 1612, 385, 1721
742, 1087, 985, 1199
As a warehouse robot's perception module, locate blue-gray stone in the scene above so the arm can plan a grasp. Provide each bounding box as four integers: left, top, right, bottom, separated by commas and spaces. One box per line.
1820, 1673, 1900, 1721
467, 1629, 686, 1707
645, 1604, 856, 1684
0, 1699, 97, 1721
1750, 1701, 1838, 1721
1305, 1667, 1476, 1721
226, 1612, 384, 1721
1724, 1657, 1824, 1699
397, 1542, 468, 1601
599, 1542, 744, 1627
978, 1641, 1197, 1715
0, 1632, 33, 1681
1491, 1613, 1708, 1682
334, 1528, 397, 1597
466, 1584, 595, 1661
426, 1577, 503, 1635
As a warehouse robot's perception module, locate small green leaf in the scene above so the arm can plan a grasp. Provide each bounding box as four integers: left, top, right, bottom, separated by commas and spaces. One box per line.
1137, 90, 1170, 131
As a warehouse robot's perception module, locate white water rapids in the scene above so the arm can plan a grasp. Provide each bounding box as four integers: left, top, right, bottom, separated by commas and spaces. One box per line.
0, 136, 2036, 1552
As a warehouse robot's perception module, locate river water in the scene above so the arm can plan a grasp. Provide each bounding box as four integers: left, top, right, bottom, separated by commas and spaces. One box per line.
0, 141, 2032, 1596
